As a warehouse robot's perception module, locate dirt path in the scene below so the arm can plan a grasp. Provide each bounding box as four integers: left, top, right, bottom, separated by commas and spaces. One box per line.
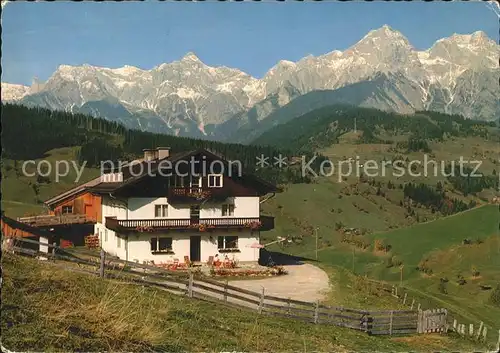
228, 263, 330, 302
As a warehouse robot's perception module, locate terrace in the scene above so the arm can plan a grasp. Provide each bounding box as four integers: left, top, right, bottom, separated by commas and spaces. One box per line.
17, 214, 96, 227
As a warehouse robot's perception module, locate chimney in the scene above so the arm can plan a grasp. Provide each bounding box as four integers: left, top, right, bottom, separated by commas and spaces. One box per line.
143, 149, 157, 161
157, 147, 170, 160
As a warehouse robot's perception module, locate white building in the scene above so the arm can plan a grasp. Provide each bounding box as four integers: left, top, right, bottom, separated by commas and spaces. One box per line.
87, 148, 277, 265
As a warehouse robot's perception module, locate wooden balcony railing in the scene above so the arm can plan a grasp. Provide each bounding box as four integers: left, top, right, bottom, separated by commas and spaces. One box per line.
167, 187, 231, 203
17, 214, 96, 227
105, 216, 269, 232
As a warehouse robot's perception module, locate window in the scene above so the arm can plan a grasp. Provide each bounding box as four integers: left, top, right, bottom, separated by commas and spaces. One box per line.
154, 204, 168, 218
173, 175, 185, 188
190, 205, 200, 220
117, 235, 121, 248
62, 206, 73, 214
208, 174, 223, 188
150, 236, 173, 253
222, 204, 235, 217
218, 235, 239, 252
104, 229, 108, 242
190, 175, 201, 188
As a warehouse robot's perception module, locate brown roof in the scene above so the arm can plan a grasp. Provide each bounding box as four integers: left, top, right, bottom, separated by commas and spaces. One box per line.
87, 182, 125, 194
45, 148, 278, 205
45, 176, 102, 207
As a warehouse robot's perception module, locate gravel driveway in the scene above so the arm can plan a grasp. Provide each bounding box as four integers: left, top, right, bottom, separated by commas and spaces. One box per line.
228, 263, 330, 302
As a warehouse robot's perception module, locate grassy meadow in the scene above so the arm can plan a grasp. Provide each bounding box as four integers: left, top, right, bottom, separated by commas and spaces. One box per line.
1, 253, 486, 352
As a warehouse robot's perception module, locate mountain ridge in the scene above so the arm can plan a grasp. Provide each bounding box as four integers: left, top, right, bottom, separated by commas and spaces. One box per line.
2, 26, 498, 141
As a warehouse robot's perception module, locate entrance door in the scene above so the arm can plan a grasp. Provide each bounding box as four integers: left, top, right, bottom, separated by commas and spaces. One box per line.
190, 205, 200, 225
190, 236, 201, 262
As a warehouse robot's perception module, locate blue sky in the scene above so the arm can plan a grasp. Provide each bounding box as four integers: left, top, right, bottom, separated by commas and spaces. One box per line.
2, 1, 497, 86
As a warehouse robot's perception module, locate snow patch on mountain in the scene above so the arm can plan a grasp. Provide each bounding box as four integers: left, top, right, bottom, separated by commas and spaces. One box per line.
3, 25, 498, 139
1, 83, 30, 101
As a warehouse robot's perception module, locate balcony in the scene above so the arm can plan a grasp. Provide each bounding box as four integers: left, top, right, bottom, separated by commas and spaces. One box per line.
167, 187, 231, 204
17, 214, 96, 227
105, 216, 274, 233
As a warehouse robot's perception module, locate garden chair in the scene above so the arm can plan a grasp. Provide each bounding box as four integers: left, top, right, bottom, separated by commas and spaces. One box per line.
207, 255, 214, 266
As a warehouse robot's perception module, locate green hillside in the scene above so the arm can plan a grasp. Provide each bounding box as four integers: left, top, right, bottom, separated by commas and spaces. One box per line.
252, 104, 499, 337
252, 104, 497, 154
1, 252, 484, 352
1, 104, 324, 216
2, 103, 499, 347
263, 204, 500, 336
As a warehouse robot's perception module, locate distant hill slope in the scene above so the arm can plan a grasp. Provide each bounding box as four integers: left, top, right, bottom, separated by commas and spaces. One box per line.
227, 72, 428, 144
1, 103, 318, 216
251, 104, 496, 153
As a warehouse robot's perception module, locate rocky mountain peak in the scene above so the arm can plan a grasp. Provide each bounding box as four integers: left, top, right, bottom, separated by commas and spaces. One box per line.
1, 82, 30, 101
181, 52, 203, 64
2, 26, 498, 140
362, 24, 411, 43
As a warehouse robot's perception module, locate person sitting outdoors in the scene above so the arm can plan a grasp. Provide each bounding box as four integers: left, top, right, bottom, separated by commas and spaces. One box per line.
213, 254, 222, 267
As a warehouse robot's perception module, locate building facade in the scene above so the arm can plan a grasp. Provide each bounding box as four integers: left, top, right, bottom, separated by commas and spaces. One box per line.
44, 147, 277, 265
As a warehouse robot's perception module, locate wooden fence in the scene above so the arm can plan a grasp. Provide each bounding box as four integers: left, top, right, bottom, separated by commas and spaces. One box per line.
4, 236, 447, 337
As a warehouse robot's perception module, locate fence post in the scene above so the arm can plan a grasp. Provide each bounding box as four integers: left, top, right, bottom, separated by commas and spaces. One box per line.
476, 321, 483, 340
469, 323, 474, 337
224, 280, 228, 302
410, 298, 415, 310
188, 272, 194, 298
389, 310, 393, 335
496, 329, 500, 352
417, 303, 421, 311
453, 319, 457, 331
417, 309, 423, 334
395, 286, 398, 298
99, 248, 105, 278
403, 292, 407, 305
52, 242, 57, 262
258, 287, 265, 314
366, 315, 373, 335
482, 326, 487, 342
314, 301, 319, 324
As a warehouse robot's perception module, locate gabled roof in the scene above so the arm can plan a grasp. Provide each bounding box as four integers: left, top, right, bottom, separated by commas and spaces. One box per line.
94, 148, 278, 195
45, 176, 102, 208
45, 148, 278, 206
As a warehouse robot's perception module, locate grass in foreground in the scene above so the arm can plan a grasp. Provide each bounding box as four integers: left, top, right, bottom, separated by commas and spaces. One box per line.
1, 253, 484, 352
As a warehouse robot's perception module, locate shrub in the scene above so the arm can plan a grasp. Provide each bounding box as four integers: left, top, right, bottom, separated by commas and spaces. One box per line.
438, 281, 448, 294
417, 259, 433, 275
471, 266, 480, 278
391, 256, 403, 267
374, 239, 392, 253
37, 174, 51, 184
335, 221, 344, 231
489, 285, 500, 307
